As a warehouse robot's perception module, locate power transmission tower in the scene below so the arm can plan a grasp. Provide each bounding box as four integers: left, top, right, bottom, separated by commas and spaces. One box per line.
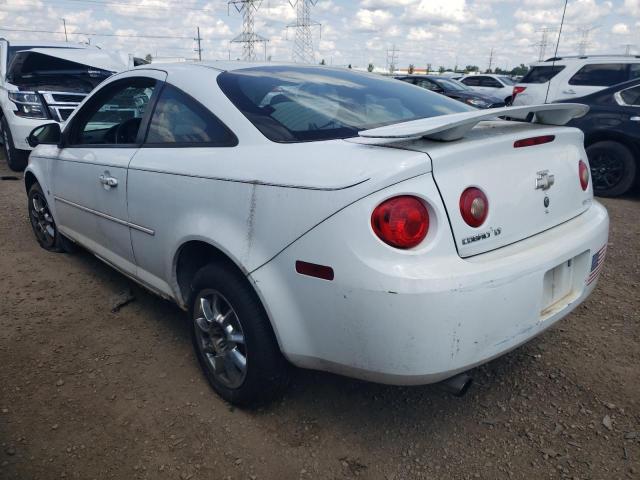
386, 44, 399, 74
488, 47, 494, 72
194, 26, 202, 61
577, 26, 597, 56
287, 0, 321, 64
534, 27, 557, 61
228, 0, 268, 61
622, 43, 634, 56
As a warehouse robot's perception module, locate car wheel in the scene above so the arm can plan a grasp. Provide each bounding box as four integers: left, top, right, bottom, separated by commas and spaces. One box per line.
1, 116, 28, 172
189, 263, 289, 406
27, 182, 75, 253
586, 141, 637, 197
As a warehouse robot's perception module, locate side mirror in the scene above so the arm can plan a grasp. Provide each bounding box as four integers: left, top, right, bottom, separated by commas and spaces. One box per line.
27, 123, 61, 148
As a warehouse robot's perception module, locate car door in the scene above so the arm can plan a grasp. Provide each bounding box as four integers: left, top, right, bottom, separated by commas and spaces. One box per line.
126, 82, 238, 296
51, 70, 165, 275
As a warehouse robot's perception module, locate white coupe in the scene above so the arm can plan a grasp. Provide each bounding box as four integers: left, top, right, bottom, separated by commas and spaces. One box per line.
24, 62, 609, 405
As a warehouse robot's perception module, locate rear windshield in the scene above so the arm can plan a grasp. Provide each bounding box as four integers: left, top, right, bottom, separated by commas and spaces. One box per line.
521, 65, 565, 84
498, 76, 515, 85
217, 66, 472, 143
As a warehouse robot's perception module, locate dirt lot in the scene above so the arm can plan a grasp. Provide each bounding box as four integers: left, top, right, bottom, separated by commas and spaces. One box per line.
0, 156, 639, 480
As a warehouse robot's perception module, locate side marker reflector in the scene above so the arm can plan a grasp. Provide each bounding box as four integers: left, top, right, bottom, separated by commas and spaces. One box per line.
295, 261, 334, 281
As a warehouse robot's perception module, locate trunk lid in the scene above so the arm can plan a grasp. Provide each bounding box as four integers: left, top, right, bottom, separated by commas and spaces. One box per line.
399, 121, 591, 257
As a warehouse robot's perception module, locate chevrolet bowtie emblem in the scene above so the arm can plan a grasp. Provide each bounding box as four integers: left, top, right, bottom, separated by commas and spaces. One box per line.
536, 170, 555, 191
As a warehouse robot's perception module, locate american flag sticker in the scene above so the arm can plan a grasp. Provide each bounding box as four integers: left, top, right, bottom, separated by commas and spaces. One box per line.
586, 244, 607, 285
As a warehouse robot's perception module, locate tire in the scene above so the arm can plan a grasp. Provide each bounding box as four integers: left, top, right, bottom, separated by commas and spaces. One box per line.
586, 140, 637, 197
189, 263, 289, 406
27, 182, 76, 253
1, 115, 29, 172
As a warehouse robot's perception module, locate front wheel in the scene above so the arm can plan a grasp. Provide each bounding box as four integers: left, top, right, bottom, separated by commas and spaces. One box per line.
189, 263, 289, 406
1, 116, 28, 171
28, 183, 75, 253
586, 141, 637, 197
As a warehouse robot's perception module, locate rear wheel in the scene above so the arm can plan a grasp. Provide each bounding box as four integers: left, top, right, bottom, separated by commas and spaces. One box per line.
1, 116, 28, 172
586, 141, 637, 197
27, 183, 75, 253
189, 263, 289, 406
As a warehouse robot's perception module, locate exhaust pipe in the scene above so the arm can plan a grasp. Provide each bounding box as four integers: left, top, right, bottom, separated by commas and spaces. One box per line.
438, 372, 473, 397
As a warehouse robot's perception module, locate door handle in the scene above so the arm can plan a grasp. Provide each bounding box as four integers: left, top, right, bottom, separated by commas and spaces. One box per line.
631, 116, 640, 122
562, 89, 576, 95
98, 174, 118, 188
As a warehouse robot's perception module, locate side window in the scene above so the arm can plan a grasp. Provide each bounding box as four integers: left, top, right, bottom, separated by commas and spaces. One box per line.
414, 79, 439, 91
462, 77, 480, 86
630, 64, 640, 80
569, 64, 629, 86
619, 86, 640, 106
480, 77, 502, 88
146, 84, 237, 146
69, 78, 156, 146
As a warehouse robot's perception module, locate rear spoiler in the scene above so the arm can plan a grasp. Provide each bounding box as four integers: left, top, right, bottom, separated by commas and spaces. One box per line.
358, 103, 589, 143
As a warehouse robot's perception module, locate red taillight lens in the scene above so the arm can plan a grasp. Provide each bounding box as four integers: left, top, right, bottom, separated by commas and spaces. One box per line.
579, 160, 589, 190
459, 187, 489, 227
514, 135, 555, 148
512, 86, 526, 100
371, 196, 429, 249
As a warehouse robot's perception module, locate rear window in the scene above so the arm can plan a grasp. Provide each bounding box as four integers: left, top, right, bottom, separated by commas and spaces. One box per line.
521, 66, 565, 84
569, 64, 629, 86
217, 66, 471, 143
498, 76, 515, 85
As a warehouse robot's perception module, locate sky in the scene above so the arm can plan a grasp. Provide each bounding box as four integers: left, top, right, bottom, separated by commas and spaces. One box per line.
1, 0, 639, 70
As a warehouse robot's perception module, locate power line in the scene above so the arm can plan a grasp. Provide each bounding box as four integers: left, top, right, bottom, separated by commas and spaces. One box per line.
6, 0, 222, 14
0, 26, 194, 40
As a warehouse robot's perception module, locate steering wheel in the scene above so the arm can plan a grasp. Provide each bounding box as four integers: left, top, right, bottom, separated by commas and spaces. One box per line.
114, 117, 142, 144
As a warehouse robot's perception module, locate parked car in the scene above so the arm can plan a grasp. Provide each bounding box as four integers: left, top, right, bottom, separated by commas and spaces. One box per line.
0, 39, 127, 171
557, 78, 640, 196
512, 55, 640, 106
459, 74, 516, 105
395, 75, 505, 108
24, 63, 609, 405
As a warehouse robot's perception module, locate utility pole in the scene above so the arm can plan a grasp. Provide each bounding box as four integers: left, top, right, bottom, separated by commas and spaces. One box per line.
534, 27, 557, 61
577, 26, 597, 56
622, 43, 634, 56
488, 47, 494, 72
61, 18, 68, 42
194, 26, 203, 61
386, 44, 399, 75
287, 0, 321, 64
228, 0, 268, 61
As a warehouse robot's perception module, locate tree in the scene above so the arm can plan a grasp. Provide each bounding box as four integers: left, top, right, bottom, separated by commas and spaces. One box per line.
319, 58, 326, 65
465, 65, 479, 73
510, 63, 529, 76
367, 63, 374, 72
438, 66, 445, 73
348, 63, 352, 69
485, 68, 493, 74
144, 53, 152, 63
408, 64, 415, 74
426, 63, 431, 74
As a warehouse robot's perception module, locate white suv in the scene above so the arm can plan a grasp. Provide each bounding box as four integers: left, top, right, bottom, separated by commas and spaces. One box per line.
0, 39, 126, 171
459, 74, 516, 105
512, 56, 640, 105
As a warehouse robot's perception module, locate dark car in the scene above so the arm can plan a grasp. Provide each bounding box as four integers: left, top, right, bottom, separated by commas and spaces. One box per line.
559, 79, 640, 197
395, 75, 505, 109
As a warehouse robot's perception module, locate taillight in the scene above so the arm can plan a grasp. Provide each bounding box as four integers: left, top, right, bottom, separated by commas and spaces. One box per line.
514, 135, 555, 148
371, 196, 429, 249
579, 160, 589, 190
512, 86, 526, 100
459, 187, 489, 227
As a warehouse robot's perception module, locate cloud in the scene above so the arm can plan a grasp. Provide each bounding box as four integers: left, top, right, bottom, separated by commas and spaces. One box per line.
353, 8, 393, 31
621, 0, 640, 16
407, 27, 435, 40
611, 22, 630, 34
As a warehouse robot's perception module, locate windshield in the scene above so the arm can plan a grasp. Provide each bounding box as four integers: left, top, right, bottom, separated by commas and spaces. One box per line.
217, 66, 472, 143
521, 65, 565, 84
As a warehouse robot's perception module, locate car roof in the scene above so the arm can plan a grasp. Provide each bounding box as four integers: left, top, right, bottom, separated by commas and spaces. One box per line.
530, 55, 640, 66
4, 40, 93, 49
146, 61, 344, 73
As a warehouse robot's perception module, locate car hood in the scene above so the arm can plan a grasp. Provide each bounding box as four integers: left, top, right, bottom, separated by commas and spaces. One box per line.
8, 48, 127, 77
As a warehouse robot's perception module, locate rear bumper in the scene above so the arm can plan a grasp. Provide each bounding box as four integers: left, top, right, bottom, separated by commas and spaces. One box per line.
251, 198, 609, 385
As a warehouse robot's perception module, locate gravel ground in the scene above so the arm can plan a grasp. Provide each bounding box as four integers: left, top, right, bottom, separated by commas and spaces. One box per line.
0, 156, 639, 480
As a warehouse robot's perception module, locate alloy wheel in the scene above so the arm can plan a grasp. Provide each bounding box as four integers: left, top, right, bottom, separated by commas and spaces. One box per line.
29, 192, 56, 248
193, 289, 247, 389
591, 152, 625, 191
